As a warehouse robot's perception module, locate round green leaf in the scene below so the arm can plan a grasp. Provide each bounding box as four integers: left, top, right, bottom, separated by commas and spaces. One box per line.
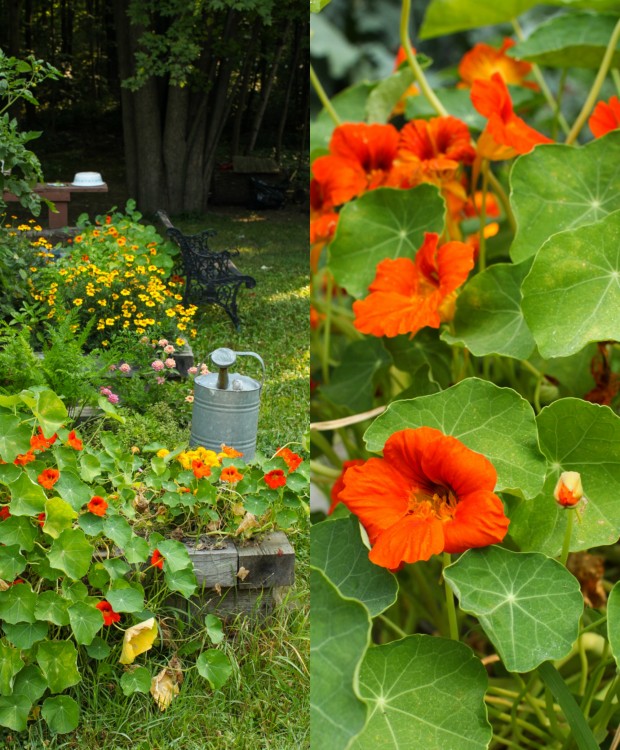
164, 566, 197, 598
508, 399, 620, 556
0, 642, 24, 695
79, 452, 102, 483
42, 496, 78, 539
350, 636, 491, 750
0, 545, 26, 581
55, 469, 92, 512
68, 601, 104, 645
509, 12, 620, 69
443, 260, 535, 359
521, 211, 620, 358
0, 694, 31, 731
328, 185, 445, 298
32, 390, 68, 438
48, 528, 94, 580
510, 132, 620, 262
196, 649, 233, 690
9, 471, 47, 516
156, 539, 193, 572
120, 666, 151, 696
0, 583, 37, 624
0, 415, 32, 463
42, 695, 80, 734
103, 515, 133, 548
12, 665, 48, 704
36, 640, 81, 693
445, 546, 583, 673
311, 516, 397, 617
106, 580, 145, 613
3, 620, 48, 649
34, 590, 70, 626
123, 535, 150, 564
420, 0, 539, 38
85, 636, 111, 660
310, 567, 370, 750
607, 581, 620, 669
205, 614, 225, 645
0, 516, 38, 551
364, 378, 546, 499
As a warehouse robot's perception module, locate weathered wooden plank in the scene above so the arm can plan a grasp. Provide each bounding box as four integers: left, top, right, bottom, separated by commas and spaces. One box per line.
236, 531, 295, 589
187, 539, 238, 587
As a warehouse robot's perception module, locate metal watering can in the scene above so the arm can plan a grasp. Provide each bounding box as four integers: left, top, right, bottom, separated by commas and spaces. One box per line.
190, 347, 265, 460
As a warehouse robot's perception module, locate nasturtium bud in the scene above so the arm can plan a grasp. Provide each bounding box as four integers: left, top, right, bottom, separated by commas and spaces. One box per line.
554, 471, 584, 508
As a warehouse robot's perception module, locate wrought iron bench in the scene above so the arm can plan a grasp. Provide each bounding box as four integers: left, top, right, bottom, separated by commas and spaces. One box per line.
157, 210, 256, 330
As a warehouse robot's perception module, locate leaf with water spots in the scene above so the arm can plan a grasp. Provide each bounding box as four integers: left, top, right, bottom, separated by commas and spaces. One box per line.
521, 211, 620, 358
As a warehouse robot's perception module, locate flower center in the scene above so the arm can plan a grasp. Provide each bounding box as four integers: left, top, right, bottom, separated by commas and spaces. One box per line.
408, 485, 458, 522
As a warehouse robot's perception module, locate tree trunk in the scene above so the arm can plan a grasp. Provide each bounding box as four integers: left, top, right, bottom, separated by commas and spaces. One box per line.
275, 22, 302, 162
6, 0, 23, 57
163, 84, 189, 214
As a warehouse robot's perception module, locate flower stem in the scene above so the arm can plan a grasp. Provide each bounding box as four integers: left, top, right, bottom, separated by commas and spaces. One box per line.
565, 18, 620, 145
486, 169, 517, 233
559, 508, 575, 566
309, 459, 342, 478
377, 613, 409, 639
613, 68, 620, 97
478, 160, 490, 272
310, 64, 342, 127
442, 552, 459, 641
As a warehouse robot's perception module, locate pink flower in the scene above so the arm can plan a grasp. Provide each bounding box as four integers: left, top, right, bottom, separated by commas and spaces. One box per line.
156, 376, 166, 385
108, 393, 120, 404
157, 339, 168, 347
119, 363, 131, 374
185, 395, 195, 403
163, 344, 175, 354
151, 360, 165, 372
200, 364, 209, 375
108, 364, 117, 372
188, 366, 198, 375
164, 358, 176, 369
100, 387, 112, 397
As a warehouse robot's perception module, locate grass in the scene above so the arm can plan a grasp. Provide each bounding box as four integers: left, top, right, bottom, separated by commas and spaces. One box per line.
0, 205, 309, 749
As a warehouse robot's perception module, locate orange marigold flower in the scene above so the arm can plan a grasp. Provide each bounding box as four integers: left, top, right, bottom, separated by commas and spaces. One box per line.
264, 469, 287, 489
589, 95, 620, 138
220, 466, 243, 483
339, 427, 510, 568
329, 459, 366, 514
96, 600, 121, 626
67, 430, 83, 451
151, 549, 164, 569
311, 122, 400, 208
192, 459, 211, 480
14, 450, 36, 466
37, 468, 60, 489
353, 232, 474, 338
275, 447, 303, 473
397, 116, 476, 177
458, 38, 538, 90
471, 73, 552, 160
0, 506, 10, 520
87, 495, 108, 516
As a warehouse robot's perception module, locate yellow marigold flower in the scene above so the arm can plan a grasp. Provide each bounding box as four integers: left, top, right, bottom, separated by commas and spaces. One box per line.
125, 272, 135, 278
176, 338, 186, 347
165, 309, 176, 318
112, 293, 119, 300
87, 308, 95, 313
148, 265, 157, 272
106, 318, 115, 326
101, 340, 109, 346
177, 323, 187, 331
75, 235, 83, 243
120, 289, 131, 296
136, 327, 145, 334
93, 230, 100, 237
145, 300, 155, 307
156, 449, 170, 459
30, 266, 37, 273
125, 255, 134, 263
73, 299, 84, 306
97, 299, 107, 306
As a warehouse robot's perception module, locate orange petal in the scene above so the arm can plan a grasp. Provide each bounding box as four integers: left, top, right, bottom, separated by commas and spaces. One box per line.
419, 434, 497, 497
589, 95, 620, 138
382, 427, 446, 490
442, 491, 509, 554
353, 289, 442, 338
369, 514, 445, 567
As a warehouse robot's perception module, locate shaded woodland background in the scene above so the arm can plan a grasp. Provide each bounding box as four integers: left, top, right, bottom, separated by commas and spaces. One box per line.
0, 0, 309, 214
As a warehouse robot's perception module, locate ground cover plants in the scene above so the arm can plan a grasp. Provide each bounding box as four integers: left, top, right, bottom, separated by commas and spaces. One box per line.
310, 1, 620, 748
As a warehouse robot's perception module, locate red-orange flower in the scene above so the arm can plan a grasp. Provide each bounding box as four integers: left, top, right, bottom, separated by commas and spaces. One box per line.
397, 116, 476, 177
30, 427, 57, 452
87, 496, 108, 516
219, 444, 243, 459
220, 466, 243, 484
471, 73, 552, 160
37, 468, 60, 489
339, 427, 510, 568
353, 232, 475, 338
329, 459, 366, 514
14, 450, 36, 466
589, 95, 620, 138
264, 469, 287, 489
151, 549, 164, 569
37, 513, 46, 527
96, 600, 121, 626
391, 45, 419, 116
311, 122, 400, 208
458, 38, 538, 90
554, 472, 584, 508
67, 431, 83, 451
275, 447, 303, 473
192, 459, 211, 480
0, 506, 10, 521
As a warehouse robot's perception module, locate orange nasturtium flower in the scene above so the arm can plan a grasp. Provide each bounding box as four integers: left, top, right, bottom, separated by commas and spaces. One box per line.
589, 95, 620, 138
275, 447, 303, 473
218, 444, 243, 459
554, 472, 584, 508
264, 469, 287, 490
353, 232, 475, 338
14, 450, 36, 466
339, 427, 510, 569
96, 600, 121, 626
67, 430, 83, 451
458, 38, 538, 90
220, 466, 244, 484
396, 116, 476, 178
471, 72, 552, 160
329, 459, 366, 514
151, 549, 164, 569
87, 496, 108, 516
191, 459, 211, 479
37, 468, 60, 489
30, 427, 57, 452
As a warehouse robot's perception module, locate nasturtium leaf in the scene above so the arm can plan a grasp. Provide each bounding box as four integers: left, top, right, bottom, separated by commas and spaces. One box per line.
311, 81, 376, 154
12, 665, 48, 703
62, 579, 89, 602
508, 399, 620, 556
310, 567, 370, 750
0, 694, 31, 731
164, 566, 197, 598
196, 650, 233, 690
311, 517, 397, 617
0, 642, 24, 695
385, 328, 453, 389
310, 0, 332, 12
350, 635, 491, 750
53, 446, 79, 473
445, 546, 583, 673
48, 528, 94, 580
79, 452, 102, 483
54, 470, 92, 512
34, 590, 70, 626
156, 539, 193, 572
510, 132, 620, 263
205, 614, 225, 645
68, 601, 104, 645
328, 185, 445, 298
0, 464, 20, 484
521, 212, 620, 359
0, 516, 37, 551
0, 545, 26, 580
120, 666, 151, 696
365, 378, 546, 499
85, 636, 110, 660
406, 87, 486, 130
42, 496, 78, 539
0, 415, 31, 463
509, 12, 620, 69
103, 515, 133, 548
42, 695, 80, 734
607, 582, 620, 669
0, 583, 37, 624
3, 620, 48, 649
9, 471, 47, 515
32, 389, 67, 438
443, 260, 535, 359
420, 0, 538, 38
102, 557, 130, 580
36, 640, 80, 693
78, 512, 105, 536
365, 68, 415, 124
106, 580, 145, 613
123, 535, 150, 564
322, 339, 392, 413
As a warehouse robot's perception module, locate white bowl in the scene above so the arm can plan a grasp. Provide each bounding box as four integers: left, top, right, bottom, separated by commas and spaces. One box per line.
72, 171, 104, 186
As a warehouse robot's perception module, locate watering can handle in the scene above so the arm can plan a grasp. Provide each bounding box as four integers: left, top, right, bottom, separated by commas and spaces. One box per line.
235, 351, 266, 386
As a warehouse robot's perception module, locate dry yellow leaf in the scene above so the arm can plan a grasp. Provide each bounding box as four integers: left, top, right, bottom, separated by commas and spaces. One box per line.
119, 617, 158, 664
150, 668, 180, 711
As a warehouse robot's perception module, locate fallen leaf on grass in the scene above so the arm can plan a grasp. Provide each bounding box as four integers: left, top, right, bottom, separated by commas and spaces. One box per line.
150, 668, 180, 711
119, 617, 158, 664
237, 566, 250, 581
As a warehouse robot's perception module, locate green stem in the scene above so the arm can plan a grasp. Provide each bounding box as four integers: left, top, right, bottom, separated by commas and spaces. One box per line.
377, 613, 408, 640
590, 673, 620, 734
578, 633, 589, 697
322, 273, 334, 384
310, 430, 343, 467
581, 615, 607, 635
408, 562, 443, 627
613, 68, 620, 97
486, 170, 517, 233
478, 160, 490, 272
309, 459, 342, 478
559, 508, 575, 567
486, 705, 554, 743
310, 64, 341, 126
566, 18, 620, 144
400, 0, 448, 117
442, 552, 459, 641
